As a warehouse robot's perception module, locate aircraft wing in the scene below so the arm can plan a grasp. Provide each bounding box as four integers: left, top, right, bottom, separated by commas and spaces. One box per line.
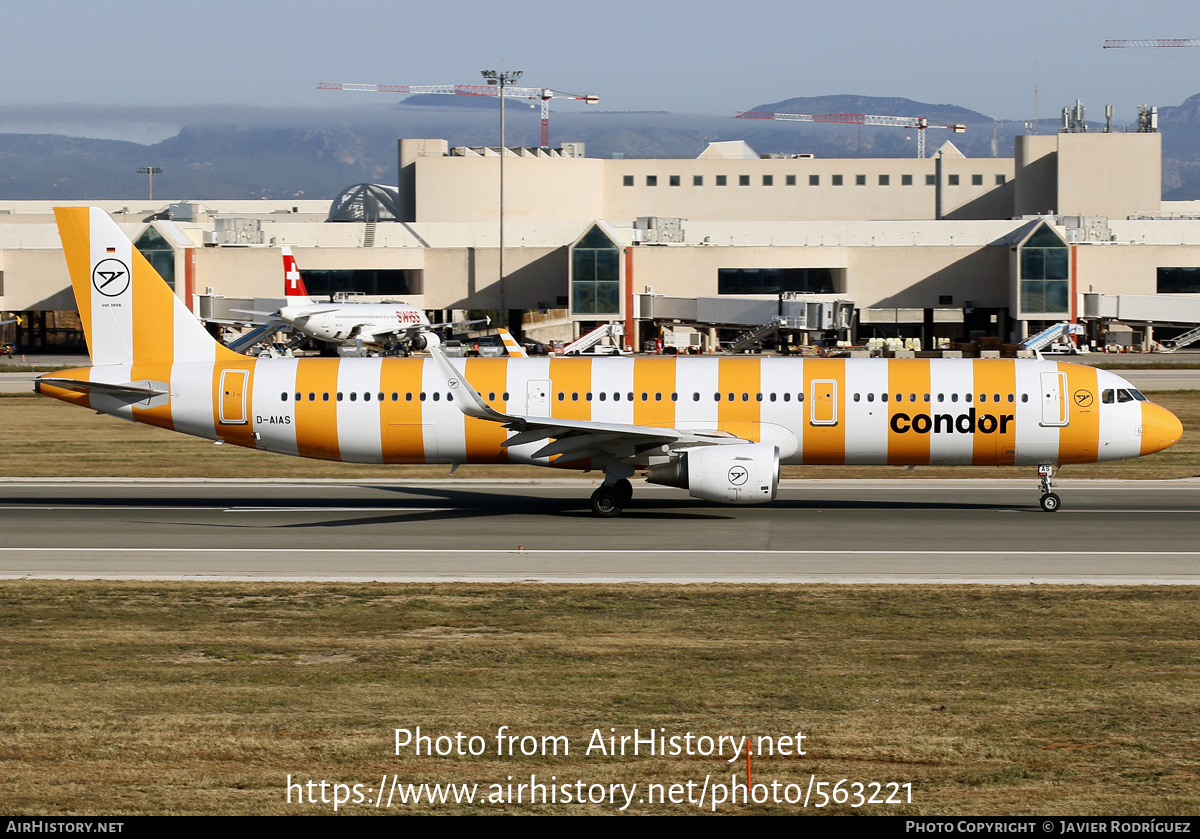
430, 347, 742, 462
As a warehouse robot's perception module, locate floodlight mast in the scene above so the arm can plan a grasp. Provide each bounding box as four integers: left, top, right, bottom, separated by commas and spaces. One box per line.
481, 69, 522, 327
136, 166, 162, 200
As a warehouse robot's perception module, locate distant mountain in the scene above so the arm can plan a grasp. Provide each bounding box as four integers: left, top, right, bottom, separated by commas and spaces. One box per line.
747, 95, 992, 125
2, 93, 1199, 201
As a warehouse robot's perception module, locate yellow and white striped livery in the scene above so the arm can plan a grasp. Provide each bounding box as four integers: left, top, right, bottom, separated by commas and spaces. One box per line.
38, 207, 1183, 516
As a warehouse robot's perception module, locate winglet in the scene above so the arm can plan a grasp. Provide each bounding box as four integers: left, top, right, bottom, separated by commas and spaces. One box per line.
429, 346, 514, 424
496, 328, 528, 358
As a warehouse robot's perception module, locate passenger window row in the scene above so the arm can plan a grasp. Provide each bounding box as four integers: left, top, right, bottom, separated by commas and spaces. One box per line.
557, 392, 809, 403
278, 390, 1048, 407
852, 393, 1028, 403
281, 391, 463, 403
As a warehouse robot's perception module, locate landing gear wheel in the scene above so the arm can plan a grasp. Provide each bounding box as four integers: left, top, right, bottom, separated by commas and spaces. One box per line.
1040, 493, 1061, 513
612, 478, 633, 507
590, 486, 623, 518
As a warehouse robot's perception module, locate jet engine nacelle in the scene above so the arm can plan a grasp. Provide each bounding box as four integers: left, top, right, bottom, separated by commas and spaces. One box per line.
410, 330, 443, 351
645, 442, 779, 504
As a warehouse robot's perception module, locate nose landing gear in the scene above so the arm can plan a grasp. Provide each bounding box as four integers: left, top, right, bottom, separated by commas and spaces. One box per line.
1038, 464, 1061, 512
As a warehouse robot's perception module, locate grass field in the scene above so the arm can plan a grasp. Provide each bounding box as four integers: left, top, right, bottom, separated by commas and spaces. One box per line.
1, 582, 1198, 816
2, 392, 1197, 816
1, 390, 1198, 480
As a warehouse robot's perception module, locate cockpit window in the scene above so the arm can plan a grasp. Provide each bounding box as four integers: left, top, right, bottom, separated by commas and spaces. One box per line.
1130, 389, 1148, 402
1102, 389, 1114, 404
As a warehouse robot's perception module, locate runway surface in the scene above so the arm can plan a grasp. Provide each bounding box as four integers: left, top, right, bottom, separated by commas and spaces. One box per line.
1, 478, 1198, 583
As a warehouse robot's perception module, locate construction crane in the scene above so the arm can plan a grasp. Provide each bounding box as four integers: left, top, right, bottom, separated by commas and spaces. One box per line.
318, 82, 599, 148
1103, 39, 1200, 49
736, 110, 966, 158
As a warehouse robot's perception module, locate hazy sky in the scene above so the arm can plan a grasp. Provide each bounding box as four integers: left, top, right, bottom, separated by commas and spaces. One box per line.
2, 0, 1198, 128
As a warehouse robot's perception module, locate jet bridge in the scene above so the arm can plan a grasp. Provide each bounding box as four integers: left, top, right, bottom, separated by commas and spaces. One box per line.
1080, 292, 1200, 352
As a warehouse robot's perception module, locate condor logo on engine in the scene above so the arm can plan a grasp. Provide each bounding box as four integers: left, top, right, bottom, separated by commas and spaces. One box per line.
890, 408, 1014, 435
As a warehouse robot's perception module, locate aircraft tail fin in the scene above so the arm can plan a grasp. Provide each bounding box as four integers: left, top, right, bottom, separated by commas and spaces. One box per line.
281, 246, 314, 305
54, 207, 239, 366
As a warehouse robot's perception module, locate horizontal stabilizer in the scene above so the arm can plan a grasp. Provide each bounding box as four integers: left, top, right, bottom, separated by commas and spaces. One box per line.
230, 308, 281, 319
37, 377, 168, 402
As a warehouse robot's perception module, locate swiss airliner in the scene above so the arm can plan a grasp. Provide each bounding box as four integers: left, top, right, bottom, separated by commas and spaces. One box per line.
242, 247, 484, 353
36, 208, 1182, 516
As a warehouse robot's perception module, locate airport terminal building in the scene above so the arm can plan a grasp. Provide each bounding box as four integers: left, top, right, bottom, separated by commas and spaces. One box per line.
3, 123, 1200, 353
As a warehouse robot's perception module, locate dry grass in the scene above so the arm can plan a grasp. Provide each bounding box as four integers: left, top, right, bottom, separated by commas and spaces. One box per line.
0, 583, 1197, 815
1, 391, 1198, 480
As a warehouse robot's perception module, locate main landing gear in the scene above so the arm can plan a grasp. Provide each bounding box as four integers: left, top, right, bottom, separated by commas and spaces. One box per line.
590, 478, 633, 517
1038, 464, 1061, 513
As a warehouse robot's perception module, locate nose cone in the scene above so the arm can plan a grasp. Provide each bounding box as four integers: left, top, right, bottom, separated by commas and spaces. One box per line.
1142, 402, 1184, 456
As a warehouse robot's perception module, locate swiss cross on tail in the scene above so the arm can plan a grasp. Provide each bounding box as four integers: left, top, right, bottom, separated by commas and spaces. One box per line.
281, 247, 310, 299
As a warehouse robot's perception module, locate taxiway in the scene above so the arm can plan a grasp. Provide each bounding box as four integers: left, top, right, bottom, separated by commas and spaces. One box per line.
1, 478, 1197, 584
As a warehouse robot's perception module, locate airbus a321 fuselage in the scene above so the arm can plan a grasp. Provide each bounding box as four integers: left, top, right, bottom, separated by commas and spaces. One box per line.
37, 208, 1183, 516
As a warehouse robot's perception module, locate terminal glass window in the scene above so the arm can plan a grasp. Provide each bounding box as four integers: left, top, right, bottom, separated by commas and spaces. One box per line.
879, 174, 890, 186
926, 174, 936, 185
902, 174, 913, 186
739, 175, 750, 186
694, 175, 703, 186
809, 175, 819, 186
718, 268, 835, 295
716, 175, 727, 186
1158, 267, 1200, 294
669, 175, 681, 186
996, 174, 1007, 185
972, 174, 983, 186
948, 174, 960, 186
786, 175, 796, 186
134, 227, 175, 291
856, 174, 866, 186
646, 175, 657, 187
832, 175, 843, 186
1020, 223, 1070, 315
763, 175, 773, 186
623, 175, 634, 186
572, 225, 621, 316
302, 269, 421, 296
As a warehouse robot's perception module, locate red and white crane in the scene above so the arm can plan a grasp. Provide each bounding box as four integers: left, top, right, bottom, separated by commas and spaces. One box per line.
736, 110, 966, 158
318, 82, 599, 148
1103, 39, 1200, 48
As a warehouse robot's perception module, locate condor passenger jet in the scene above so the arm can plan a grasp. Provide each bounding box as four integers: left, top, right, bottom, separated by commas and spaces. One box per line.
37, 208, 1182, 516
